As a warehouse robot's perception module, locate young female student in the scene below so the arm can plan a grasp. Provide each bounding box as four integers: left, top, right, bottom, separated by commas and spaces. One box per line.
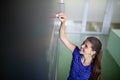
58, 13, 102, 80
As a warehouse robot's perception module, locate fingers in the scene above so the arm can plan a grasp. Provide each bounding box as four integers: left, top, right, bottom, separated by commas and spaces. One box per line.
59, 13, 66, 19
59, 13, 65, 16
58, 13, 66, 23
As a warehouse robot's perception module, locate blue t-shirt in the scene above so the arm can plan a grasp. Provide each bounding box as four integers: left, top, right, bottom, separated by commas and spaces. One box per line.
67, 46, 92, 80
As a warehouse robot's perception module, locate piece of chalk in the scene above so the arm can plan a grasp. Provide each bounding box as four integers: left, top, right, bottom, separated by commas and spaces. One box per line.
56, 14, 59, 18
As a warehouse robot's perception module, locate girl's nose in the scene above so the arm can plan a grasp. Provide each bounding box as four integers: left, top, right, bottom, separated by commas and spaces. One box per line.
81, 44, 85, 48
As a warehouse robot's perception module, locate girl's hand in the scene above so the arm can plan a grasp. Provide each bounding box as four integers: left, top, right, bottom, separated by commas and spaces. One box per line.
58, 13, 66, 23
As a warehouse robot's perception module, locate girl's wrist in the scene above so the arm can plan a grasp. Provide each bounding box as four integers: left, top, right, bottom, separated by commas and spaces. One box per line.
61, 21, 66, 24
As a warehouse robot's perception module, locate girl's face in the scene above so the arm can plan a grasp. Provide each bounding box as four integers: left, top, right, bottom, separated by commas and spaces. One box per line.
80, 40, 95, 55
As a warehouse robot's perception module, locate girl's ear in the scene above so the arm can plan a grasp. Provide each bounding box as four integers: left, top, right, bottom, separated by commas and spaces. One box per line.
92, 51, 96, 55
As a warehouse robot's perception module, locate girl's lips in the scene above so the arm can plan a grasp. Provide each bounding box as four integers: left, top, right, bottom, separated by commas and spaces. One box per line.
80, 48, 84, 52
80, 47, 83, 50
80, 48, 83, 51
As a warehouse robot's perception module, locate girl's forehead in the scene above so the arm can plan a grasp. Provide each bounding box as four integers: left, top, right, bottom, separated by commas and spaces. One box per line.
84, 40, 93, 47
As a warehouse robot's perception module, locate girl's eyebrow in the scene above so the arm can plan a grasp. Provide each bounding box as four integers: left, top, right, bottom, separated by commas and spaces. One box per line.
84, 43, 88, 48
84, 42, 91, 48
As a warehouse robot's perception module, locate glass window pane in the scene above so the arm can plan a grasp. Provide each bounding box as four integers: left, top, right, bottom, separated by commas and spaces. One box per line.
86, 0, 107, 32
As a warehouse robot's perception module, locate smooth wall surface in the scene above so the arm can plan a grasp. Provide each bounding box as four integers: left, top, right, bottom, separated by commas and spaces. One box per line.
107, 29, 120, 67
1, 0, 57, 80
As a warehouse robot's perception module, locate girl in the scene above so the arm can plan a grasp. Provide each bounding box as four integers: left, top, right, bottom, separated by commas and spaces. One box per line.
58, 13, 102, 80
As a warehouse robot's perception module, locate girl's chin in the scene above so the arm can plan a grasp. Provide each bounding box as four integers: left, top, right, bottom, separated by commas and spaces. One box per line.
80, 51, 83, 54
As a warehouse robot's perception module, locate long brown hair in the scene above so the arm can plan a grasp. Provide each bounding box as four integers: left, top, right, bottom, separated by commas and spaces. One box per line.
86, 37, 102, 80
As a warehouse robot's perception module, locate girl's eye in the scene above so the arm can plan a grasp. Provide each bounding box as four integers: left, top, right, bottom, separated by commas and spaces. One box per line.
85, 45, 88, 48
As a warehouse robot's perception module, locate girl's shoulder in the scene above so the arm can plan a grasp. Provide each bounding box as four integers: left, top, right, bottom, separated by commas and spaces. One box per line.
72, 46, 81, 57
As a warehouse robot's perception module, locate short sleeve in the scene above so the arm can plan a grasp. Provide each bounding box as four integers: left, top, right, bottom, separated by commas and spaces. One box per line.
72, 46, 80, 59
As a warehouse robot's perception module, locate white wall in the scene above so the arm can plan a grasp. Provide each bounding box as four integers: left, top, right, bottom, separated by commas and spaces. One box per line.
64, 0, 120, 23
112, 0, 120, 23
65, 0, 84, 21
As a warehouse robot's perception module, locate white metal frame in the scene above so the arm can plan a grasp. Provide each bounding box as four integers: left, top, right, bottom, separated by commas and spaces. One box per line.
81, 0, 114, 34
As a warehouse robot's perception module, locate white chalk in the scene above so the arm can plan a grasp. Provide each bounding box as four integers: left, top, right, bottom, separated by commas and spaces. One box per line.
56, 14, 59, 18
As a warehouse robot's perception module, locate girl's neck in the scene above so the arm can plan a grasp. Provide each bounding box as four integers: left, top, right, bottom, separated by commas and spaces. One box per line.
81, 55, 92, 66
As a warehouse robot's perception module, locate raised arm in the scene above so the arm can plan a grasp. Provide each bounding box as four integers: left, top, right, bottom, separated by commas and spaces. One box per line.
58, 13, 75, 52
